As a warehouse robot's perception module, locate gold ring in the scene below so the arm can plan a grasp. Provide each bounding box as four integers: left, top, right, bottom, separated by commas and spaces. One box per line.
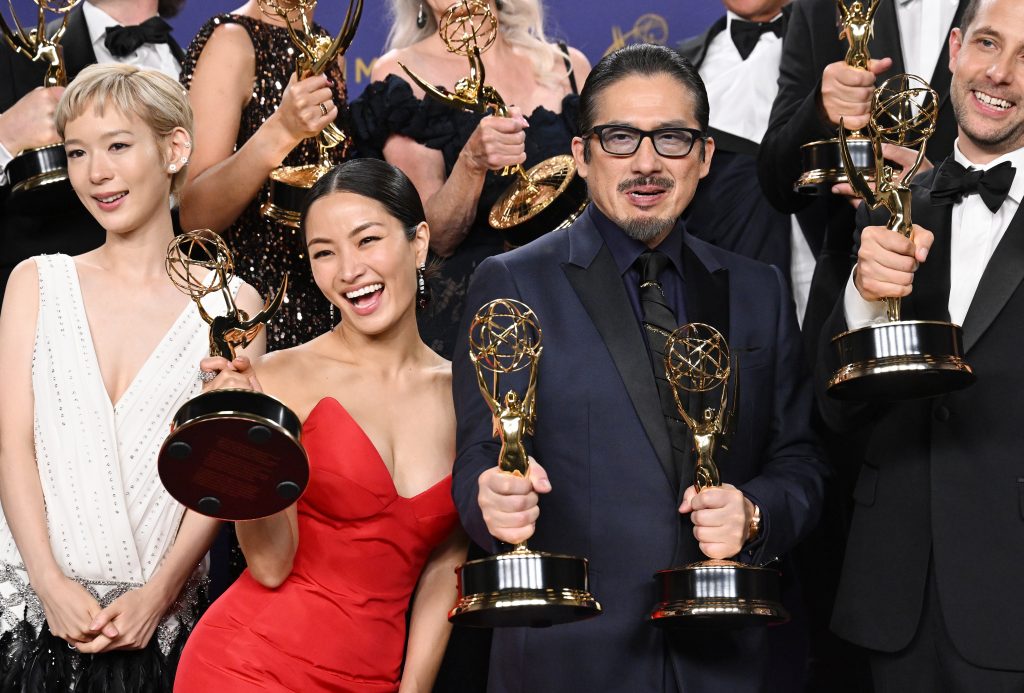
319, 102, 329, 117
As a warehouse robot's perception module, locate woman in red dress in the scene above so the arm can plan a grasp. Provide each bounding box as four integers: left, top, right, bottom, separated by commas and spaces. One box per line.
174, 159, 467, 692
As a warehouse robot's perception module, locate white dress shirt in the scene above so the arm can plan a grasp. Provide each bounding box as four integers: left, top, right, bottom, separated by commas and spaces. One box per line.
844, 142, 1024, 328
0, 2, 180, 184
697, 11, 816, 325
701, 11, 785, 146
895, 0, 960, 82
82, 2, 180, 80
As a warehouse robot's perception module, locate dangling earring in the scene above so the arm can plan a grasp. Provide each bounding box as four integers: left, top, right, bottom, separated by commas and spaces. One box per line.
416, 2, 427, 29
495, 0, 504, 11
330, 302, 337, 325
416, 264, 430, 309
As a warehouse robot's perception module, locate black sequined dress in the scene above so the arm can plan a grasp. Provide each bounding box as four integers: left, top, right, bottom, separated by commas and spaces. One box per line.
350, 74, 580, 358
180, 15, 348, 351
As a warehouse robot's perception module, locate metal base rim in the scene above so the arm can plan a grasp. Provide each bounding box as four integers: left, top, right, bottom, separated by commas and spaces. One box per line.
260, 200, 303, 228
650, 599, 789, 627
10, 167, 69, 195
827, 321, 975, 400
448, 588, 602, 628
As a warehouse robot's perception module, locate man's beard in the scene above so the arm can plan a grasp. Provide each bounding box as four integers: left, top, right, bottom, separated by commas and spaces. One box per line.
614, 175, 675, 242
617, 215, 676, 242
952, 84, 1024, 153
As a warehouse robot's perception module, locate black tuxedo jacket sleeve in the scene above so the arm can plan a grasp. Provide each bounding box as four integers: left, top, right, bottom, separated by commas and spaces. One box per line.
451, 206, 827, 692
815, 168, 1024, 669
758, 0, 966, 216
0, 43, 103, 305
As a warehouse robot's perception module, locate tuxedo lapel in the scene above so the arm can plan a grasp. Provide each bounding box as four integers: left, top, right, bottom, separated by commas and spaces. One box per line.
167, 35, 186, 66
562, 224, 677, 490
961, 204, 1024, 352
682, 236, 731, 342
910, 177, 953, 322
51, 6, 96, 81
873, 0, 906, 76
677, 16, 727, 70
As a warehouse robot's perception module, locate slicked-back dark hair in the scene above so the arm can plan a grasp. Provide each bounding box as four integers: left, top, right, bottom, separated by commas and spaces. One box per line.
300, 158, 426, 239
578, 43, 710, 137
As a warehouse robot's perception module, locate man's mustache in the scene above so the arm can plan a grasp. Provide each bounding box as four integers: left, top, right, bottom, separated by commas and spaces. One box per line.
617, 176, 675, 193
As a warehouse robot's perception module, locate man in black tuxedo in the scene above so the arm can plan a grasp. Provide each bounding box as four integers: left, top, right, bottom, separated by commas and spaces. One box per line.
452, 44, 826, 693
0, 0, 185, 305
817, 0, 1024, 687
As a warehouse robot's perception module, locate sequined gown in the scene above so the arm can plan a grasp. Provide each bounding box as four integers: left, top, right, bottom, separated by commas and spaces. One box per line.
350, 68, 579, 359
0, 255, 239, 690
174, 397, 458, 692
179, 15, 348, 351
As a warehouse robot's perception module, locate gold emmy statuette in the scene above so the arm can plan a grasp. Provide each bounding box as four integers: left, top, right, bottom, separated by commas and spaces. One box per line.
399, 1, 587, 247
650, 323, 788, 628
795, 0, 881, 195
827, 75, 974, 400
448, 299, 602, 627
0, 0, 81, 198
158, 230, 309, 520
259, 0, 362, 228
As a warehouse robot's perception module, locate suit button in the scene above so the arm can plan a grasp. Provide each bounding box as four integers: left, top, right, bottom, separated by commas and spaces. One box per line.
934, 406, 951, 422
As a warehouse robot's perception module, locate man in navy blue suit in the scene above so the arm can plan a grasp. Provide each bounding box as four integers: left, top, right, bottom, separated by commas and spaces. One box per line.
451, 44, 827, 692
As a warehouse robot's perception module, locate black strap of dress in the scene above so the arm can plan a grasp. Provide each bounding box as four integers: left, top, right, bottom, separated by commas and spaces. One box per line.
557, 40, 578, 95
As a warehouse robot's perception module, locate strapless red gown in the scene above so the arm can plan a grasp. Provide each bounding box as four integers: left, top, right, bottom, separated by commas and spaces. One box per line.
174, 397, 458, 692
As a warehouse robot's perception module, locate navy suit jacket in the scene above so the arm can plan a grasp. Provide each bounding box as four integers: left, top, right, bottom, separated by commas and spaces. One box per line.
452, 206, 827, 692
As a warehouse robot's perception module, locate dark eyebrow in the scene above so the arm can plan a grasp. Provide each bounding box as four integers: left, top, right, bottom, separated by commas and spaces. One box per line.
306, 221, 384, 247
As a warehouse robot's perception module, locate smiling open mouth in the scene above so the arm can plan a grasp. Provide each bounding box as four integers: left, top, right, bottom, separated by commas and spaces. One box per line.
974, 90, 1014, 111
344, 283, 383, 308
96, 192, 127, 203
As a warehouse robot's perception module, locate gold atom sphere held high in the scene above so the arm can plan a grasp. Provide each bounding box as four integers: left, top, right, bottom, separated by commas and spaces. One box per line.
468, 298, 542, 375
870, 74, 939, 148
440, 0, 497, 57
165, 229, 233, 301
665, 323, 731, 394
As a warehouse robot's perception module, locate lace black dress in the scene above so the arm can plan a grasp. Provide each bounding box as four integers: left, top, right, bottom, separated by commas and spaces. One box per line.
350, 73, 580, 359
179, 15, 348, 351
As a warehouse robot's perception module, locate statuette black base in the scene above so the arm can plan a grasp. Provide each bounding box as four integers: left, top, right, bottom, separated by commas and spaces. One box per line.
489, 155, 588, 248
796, 136, 875, 195
261, 164, 326, 228
448, 548, 602, 628
651, 559, 788, 628
158, 389, 308, 520
827, 320, 975, 401
7, 144, 69, 197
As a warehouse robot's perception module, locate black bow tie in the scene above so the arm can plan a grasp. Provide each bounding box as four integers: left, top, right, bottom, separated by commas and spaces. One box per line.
729, 15, 785, 61
104, 17, 173, 58
931, 158, 1016, 213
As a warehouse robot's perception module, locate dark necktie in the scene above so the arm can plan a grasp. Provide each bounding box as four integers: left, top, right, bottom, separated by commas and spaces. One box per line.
931, 158, 1016, 213
104, 17, 173, 58
637, 251, 689, 490
729, 15, 785, 61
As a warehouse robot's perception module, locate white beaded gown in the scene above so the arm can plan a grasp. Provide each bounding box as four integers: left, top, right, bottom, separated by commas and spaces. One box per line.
0, 254, 239, 691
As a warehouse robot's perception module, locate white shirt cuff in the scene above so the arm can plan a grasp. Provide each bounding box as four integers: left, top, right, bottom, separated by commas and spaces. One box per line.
843, 264, 889, 329
0, 140, 13, 186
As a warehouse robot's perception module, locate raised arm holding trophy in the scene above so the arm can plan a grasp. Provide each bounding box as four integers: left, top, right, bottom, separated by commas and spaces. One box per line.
449, 298, 601, 628
0, 0, 80, 197
159, 229, 308, 521
397, 0, 587, 248
795, 0, 880, 194
826, 73, 975, 400
650, 323, 787, 627
260, 0, 362, 227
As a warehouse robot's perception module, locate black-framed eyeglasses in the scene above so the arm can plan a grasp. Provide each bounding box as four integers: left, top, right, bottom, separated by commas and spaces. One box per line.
584, 124, 707, 158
